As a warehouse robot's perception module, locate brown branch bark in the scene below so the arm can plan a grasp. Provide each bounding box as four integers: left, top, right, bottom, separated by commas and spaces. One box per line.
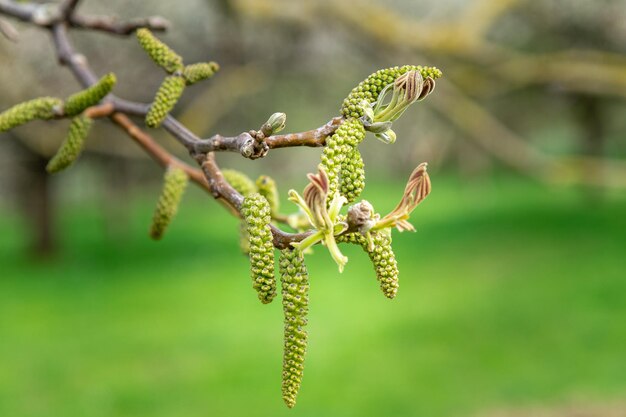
69, 14, 169, 35
266, 117, 343, 148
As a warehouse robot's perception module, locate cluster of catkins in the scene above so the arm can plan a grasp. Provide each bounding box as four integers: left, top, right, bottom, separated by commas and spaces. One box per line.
136, 29, 219, 127
0, 42, 440, 407
217, 63, 441, 408
0, 73, 116, 173
226, 170, 311, 407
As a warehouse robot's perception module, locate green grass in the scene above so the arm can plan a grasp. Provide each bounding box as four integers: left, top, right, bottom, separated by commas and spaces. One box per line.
0, 177, 625, 417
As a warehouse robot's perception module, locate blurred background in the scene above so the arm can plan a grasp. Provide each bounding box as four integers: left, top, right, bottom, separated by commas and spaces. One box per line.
1, 0, 625, 416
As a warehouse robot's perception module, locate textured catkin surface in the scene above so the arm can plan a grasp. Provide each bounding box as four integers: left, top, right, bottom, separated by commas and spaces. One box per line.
222, 169, 257, 196
320, 118, 366, 199
0, 97, 62, 132
241, 193, 276, 304
341, 65, 442, 118
136, 28, 183, 73
149, 167, 189, 240
279, 248, 309, 408
222, 169, 257, 255
46, 114, 93, 173
183, 62, 219, 85
145, 75, 186, 128
340, 147, 366, 203
256, 175, 280, 216
337, 231, 399, 299
63, 73, 116, 117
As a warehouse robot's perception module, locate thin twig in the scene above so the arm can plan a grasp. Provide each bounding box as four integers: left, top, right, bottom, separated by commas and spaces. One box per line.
69, 14, 169, 35
0, 0, 333, 248
59, 0, 81, 20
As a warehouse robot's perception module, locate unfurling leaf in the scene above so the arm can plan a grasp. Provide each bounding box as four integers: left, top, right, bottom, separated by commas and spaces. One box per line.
341, 65, 442, 119
375, 162, 431, 232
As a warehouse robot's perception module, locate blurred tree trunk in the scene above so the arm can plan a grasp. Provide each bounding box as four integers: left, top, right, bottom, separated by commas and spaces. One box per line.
12, 137, 56, 258
573, 94, 605, 200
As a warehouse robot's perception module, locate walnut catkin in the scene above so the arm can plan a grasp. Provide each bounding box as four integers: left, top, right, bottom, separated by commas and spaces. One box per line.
256, 175, 280, 216
222, 169, 257, 196
319, 117, 366, 199
0, 97, 62, 132
182, 62, 219, 85
337, 231, 399, 299
145, 75, 186, 128
222, 169, 257, 254
46, 114, 93, 173
149, 166, 189, 240
136, 28, 184, 73
279, 248, 309, 408
340, 147, 365, 203
63, 73, 116, 117
241, 193, 276, 304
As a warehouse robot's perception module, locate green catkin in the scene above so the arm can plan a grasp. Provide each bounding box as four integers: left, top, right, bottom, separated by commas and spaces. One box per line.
320, 118, 366, 198
136, 28, 184, 73
149, 167, 189, 240
279, 248, 309, 408
63, 73, 117, 117
340, 147, 365, 203
238, 222, 250, 255
46, 114, 93, 173
337, 231, 399, 299
341, 65, 442, 119
256, 175, 280, 216
241, 193, 276, 304
222, 169, 257, 196
145, 75, 186, 128
182, 62, 219, 85
222, 169, 257, 255
0, 97, 62, 132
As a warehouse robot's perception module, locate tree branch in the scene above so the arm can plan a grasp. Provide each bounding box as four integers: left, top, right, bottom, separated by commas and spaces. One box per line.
69, 14, 169, 35
59, 0, 81, 21
0, 0, 340, 248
